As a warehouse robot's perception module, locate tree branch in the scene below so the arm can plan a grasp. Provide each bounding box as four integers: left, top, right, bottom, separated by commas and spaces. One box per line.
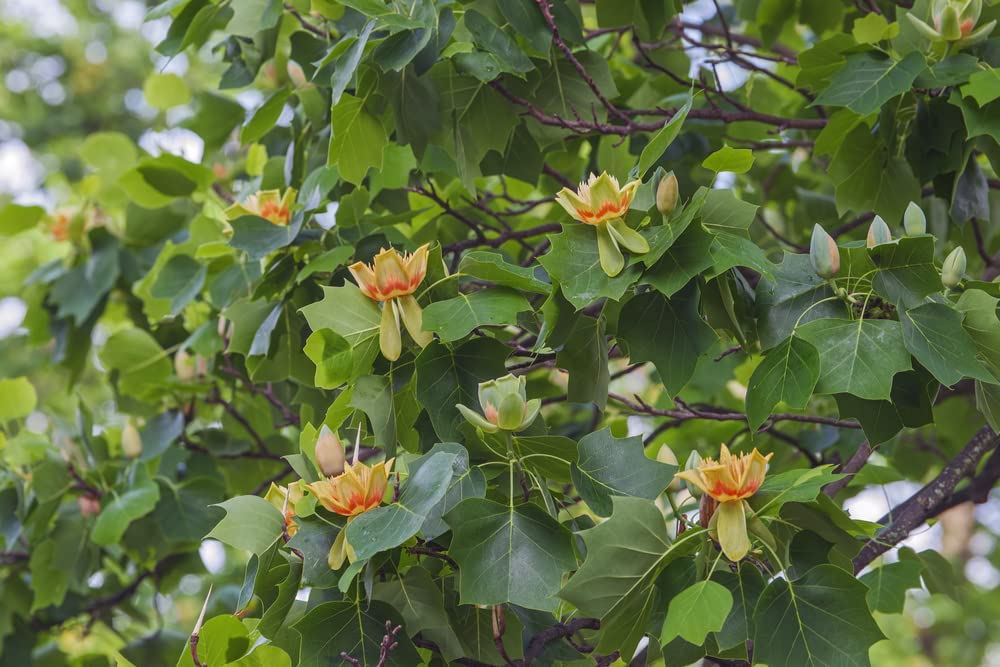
853, 425, 999, 572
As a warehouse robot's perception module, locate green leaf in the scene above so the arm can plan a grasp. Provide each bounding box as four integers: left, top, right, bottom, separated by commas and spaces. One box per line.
229, 214, 304, 260
300, 285, 381, 379
461, 10, 533, 78
99, 328, 172, 399
422, 288, 531, 342
296, 246, 355, 283
869, 236, 941, 307
713, 562, 766, 651
207, 495, 285, 556
570, 427, 676, 517
0, 377, 37, 422
796, 318, 911, 400
240, 88, 290, 144
702, 145, 754, 174
559, 497, 703, 656
445, 498, 575, 611
176, 615, 249, 667
258, 554, 303, 639
860, 560, 923, 614
346, 451, 455, 560
814, 51, 925, 116
660, 580, 733, 645
756, 253, 848, 350
151, 254, 206, 316
287, 518, 340, 589
852, 13, 896, 44
409, 442, 485, 540
901, 303, 994, 386
539, 224, 641, 310
143, 72, 190, 110
303, 329, 352, 389
699, 189, 758, 236
228, 645, 292, 667
350, 375, 397, 457
372, 567, 464, 662
637, 96, 691, 178
745, 336, 821, 431
457, 251, 550, 294
293, 601, 419, 667
414, 338, 508, 441
555, 313, 610, 408
753, 565, 885, 667
92, 475, 161, 546
830, 124, 920, 223
955, 289, 1000, 373
618, 287, 716, 395
328, 93, 387, 185
750, 466, 842, 516
961, 68, 1000, 106
0, 203, 45, 236
642, 223, 715, 298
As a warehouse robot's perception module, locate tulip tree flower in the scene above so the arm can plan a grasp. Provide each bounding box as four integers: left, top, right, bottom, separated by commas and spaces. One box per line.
907, 0, 996, 50
675, 444, 773, 561
457, 374, 542, 433
348, 244, 434, 361
306, 432, 394, 569
555, 172, 649, 277
224, 188, 297, 226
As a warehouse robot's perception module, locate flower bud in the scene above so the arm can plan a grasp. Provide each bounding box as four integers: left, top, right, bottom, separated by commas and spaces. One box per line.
78, 495, 101, 518
866, 215, 892, 248
939, 3, 963, 39
656, 173, 679, 216
942, 246, 966, 288
904, 202, 926, 236
457, 374, 541, 433
682, 451, 703, 498
659, 445, 680, 490
315, 426, 346, 477
809, 224, 840, 279
174, 348, 197, 382
122, 421, 142, 459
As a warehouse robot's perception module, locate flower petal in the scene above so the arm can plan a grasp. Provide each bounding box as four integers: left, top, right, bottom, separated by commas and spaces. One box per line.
716, 500, 751, 561
397, 294, 433, 347
379, 300, 402, 361
596, 222, 624, 277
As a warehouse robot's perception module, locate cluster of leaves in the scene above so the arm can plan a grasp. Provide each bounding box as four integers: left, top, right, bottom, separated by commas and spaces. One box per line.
2, 0, 1000, 666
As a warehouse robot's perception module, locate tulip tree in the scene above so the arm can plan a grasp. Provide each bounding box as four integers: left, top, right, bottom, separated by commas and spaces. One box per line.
3, 0, 1000, 665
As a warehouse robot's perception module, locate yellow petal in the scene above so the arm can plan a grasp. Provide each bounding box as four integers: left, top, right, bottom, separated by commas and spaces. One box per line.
379, 300, 402, 361
674, 468, 710, 495
405, 244, 430, 287
398, 294, 433, 347
374, 248, 411, 297
716, 500, 751, 561
348, 261, 380, 300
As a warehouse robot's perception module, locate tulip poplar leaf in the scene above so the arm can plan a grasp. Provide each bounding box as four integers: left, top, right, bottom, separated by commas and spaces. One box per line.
746, 336, 821, 431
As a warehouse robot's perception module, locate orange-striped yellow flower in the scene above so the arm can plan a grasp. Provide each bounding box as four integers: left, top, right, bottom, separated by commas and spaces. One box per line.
307, 459, 394, 518
348, 245, 433, 361
675, 445, 772, 561
554, 172, 648, 277
224, 188, 296, 226
265, 481, 305, 538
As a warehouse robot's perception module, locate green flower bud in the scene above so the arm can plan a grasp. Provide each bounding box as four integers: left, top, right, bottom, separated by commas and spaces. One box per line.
866, 216, 892, 248
903, 202, 926, 236
122, 421, 143, 459
682, 450, 703, 498
809, 224, 840, 279
457, 374, 541, 433
656, 173, 679, 216
942, 246, 967, 288
315, 426, 346, 477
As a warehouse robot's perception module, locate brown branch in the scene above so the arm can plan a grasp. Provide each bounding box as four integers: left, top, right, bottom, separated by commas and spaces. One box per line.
853, 425, 999, 572
823, 440, 873, 497
445, 222, 561, 254
607, 392, 860, 430
284, 3, 330, 39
